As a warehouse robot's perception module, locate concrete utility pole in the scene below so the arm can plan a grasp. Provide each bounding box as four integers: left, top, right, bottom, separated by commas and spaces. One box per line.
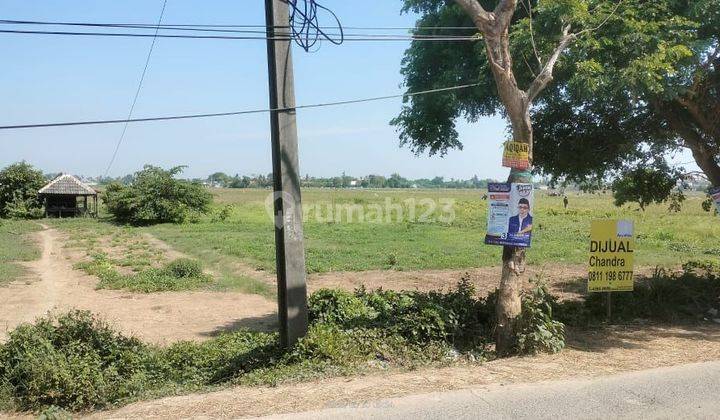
264, 0, 309, 348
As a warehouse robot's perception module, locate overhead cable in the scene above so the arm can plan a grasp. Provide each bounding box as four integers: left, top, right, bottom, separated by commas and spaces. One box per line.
104, 0, 167, 176
0, 28, 479, 41
286, 0, 344, 51
0, 82, 481, 131
0, 19, 477, 31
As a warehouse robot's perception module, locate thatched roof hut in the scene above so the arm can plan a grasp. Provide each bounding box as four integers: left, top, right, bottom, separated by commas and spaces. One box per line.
38, 174, 98, 217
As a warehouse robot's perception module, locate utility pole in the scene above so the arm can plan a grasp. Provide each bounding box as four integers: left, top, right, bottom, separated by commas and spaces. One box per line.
265, 0, 309, 348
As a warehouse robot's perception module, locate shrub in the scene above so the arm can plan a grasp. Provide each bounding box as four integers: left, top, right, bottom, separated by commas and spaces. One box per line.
4, 195, 45, 220
0, 282, 567, 413
0, 162, 45, 219
0, 311, 154, 411
515, 280, 566, 355
37, 406, 72, 420
164, 258, 204, 279
555, 265, 720, 325
308, 289, 378, 326
77, 255, 211, 293
211, 205, 234, 222
103, 166, 212, 225
159, 331, 279, 384
309, 278, 492, 350
0, 311, 281, 412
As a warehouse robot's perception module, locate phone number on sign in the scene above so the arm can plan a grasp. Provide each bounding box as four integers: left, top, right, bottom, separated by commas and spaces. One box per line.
589, 271, 634, 282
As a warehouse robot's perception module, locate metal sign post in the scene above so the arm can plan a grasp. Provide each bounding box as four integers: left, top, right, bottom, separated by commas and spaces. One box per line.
265, 0, 309, 348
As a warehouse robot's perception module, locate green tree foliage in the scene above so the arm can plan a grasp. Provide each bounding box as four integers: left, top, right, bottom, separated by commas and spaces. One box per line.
103, 166, 212, 225
394, 0, 720, 206
535, 0, 720, 190
612, 166, 679, 211
0, 162, 45, 219
207, 172, 232, 188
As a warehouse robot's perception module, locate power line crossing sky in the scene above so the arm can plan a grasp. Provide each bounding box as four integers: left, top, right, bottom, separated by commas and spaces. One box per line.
0, 0, 696, 179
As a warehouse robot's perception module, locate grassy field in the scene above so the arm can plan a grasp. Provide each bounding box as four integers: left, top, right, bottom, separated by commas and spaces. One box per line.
147, 188, 720, 274
0, 220, 41, 285
46, 217, 272, 296
35, 188, 720, 294
2, 189, 720, 414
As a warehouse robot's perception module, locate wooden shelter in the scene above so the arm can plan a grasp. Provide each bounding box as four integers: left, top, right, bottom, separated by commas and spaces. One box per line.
38, 174, 98, 218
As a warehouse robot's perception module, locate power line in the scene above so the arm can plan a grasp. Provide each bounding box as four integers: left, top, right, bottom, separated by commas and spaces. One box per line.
287, 0, 344, 51
104, 0, 167, 177
0, 28, 479, 41
0, 19, 477, 31
0, 82, 481, 131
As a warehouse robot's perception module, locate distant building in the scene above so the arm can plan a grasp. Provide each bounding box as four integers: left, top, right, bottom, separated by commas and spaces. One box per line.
38, 174, 98, 218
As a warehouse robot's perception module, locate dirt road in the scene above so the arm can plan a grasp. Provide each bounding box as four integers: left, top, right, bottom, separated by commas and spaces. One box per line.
0, 225, 277, 345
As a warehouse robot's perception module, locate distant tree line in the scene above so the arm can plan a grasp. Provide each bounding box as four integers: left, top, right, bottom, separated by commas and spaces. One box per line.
198, 172, 496, 190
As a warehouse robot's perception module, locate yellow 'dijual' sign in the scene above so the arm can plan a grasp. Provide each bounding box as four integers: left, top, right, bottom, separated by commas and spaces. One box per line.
588, 220, 635, 292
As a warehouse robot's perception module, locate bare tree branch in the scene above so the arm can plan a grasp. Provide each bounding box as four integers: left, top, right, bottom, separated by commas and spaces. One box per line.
520, 0, 542, 68
527, 25, 575, 102
524, 1, 624, 104
521, 50, 539, 79
681, 171, 709, 180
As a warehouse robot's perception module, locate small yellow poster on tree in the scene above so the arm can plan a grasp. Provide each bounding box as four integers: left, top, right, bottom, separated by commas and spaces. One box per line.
588, 220, 635, 292
502, 141, 530, 170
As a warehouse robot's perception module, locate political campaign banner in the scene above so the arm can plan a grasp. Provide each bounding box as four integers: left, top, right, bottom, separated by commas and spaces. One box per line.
711, 186, 720, 214
484, 183, 534, 247
502, 142, 530, 170
588, 219, 635, 292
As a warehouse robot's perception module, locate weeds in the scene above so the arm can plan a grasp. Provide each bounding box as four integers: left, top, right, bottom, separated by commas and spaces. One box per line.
0, 279, 564, 413
309, 277, 493, 350
515, 280, 565, 355
76, 255, 211, 293
555, 262, 720, 325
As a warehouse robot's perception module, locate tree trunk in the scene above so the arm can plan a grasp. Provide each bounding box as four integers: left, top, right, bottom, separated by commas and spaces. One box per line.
659, 100, 720, 186
496, 109, 533, 356
483, 29, 536, 356
453, 0, 574, 356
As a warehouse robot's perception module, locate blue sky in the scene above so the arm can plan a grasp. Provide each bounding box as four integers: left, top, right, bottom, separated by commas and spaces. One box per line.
0, 0, 696, 180
0, 0, 511, 180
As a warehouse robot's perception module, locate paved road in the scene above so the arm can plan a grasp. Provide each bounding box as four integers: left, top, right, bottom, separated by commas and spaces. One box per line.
265, 362, 720, 419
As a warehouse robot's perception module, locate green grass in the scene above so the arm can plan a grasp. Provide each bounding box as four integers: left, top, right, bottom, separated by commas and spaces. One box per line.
0, 220, 41, 286
46, 188, 720, 294
149, 188, 720, 274
48, 217, 273, 296
75, 254, 213, 293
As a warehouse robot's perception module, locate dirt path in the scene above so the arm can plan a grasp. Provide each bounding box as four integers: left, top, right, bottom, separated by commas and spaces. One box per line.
88, 324, 720, 419
0, 226, 277, 345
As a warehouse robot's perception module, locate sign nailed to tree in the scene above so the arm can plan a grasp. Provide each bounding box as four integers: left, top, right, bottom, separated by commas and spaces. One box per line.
588, 220, 635, 292
502, 141, 530, 170
484, 183, 534, 248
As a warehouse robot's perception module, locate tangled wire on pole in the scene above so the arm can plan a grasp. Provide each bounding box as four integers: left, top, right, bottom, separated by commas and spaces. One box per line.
286, 0, 344, 52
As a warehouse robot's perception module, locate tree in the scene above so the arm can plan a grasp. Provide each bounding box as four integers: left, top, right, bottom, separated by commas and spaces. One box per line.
394, 0, 621, 354
0, 162, 46, 219
103, 165, 212, 225
208, 172, 231, 188
533, 0, 719, 197
611, 165, 679, 211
